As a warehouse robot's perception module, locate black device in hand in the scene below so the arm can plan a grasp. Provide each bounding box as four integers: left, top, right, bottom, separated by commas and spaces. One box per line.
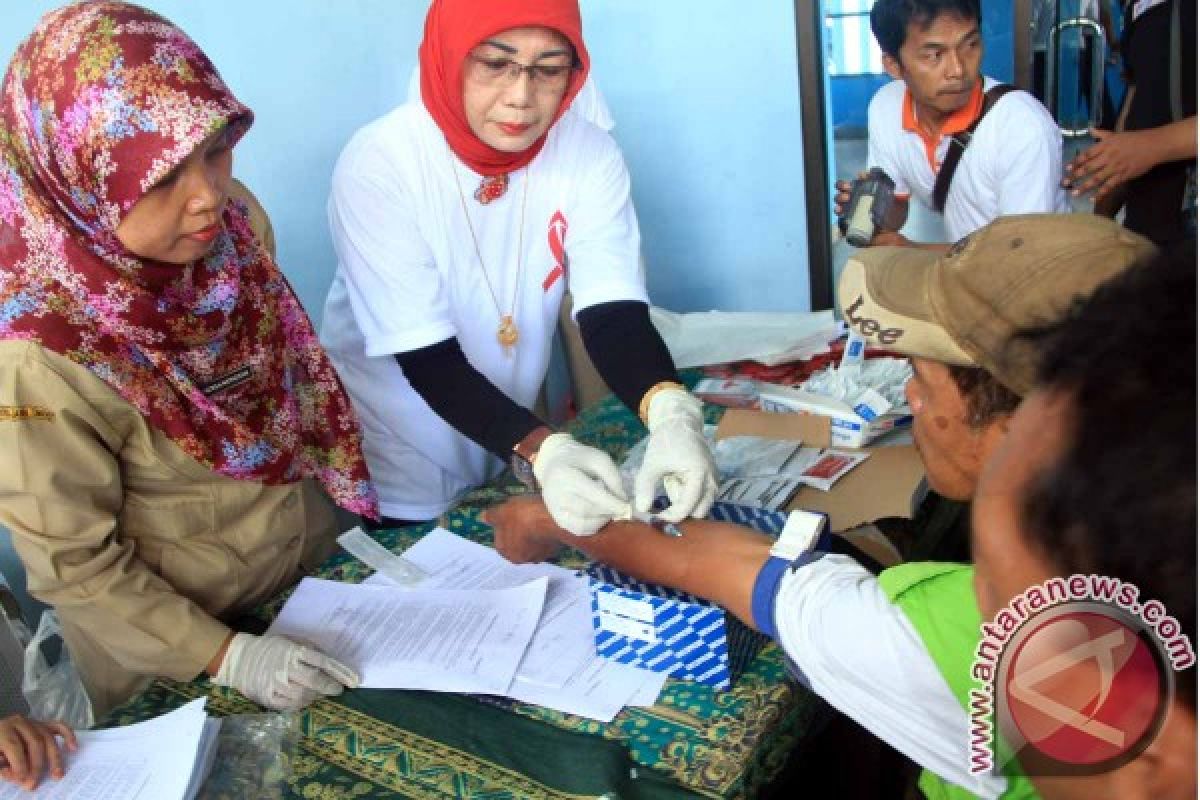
838, 168, 898, 247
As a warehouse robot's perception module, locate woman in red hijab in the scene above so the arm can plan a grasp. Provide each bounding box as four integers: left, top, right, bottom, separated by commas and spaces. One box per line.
321, 0, 718, 537
0, 2, 375, 720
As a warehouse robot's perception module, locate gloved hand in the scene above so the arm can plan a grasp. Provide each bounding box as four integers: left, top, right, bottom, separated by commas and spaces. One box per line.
635, 387, 717, 523
213, 633, 359, 711
532, 432, 629, 536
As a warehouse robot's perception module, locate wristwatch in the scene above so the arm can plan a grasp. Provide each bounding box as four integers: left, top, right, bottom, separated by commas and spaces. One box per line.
511, 425, 553, 491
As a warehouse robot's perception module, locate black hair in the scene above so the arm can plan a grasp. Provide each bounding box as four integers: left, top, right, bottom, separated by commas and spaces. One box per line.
946, 365, 1022, 428
869, 0, 982, 60
1021, 243, 1197, 702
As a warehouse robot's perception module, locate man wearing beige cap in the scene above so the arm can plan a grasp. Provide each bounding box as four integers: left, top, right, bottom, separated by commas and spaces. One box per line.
839, 213, 1157, 563
485, 213, 1155, 798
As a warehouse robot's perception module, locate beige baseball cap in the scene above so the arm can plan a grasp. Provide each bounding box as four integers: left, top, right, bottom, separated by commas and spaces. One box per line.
837, 214, 1157, 395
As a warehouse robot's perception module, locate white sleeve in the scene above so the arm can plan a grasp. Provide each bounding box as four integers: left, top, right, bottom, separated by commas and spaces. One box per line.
991, 95, 1070, 216
328, 147, 457, 358
563, 135, 649, 315
867, 92, 911, 196
773, 554, 1007, 798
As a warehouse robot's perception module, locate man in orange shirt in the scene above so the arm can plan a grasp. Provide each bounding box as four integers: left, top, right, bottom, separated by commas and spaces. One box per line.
836, 0, 1069, 250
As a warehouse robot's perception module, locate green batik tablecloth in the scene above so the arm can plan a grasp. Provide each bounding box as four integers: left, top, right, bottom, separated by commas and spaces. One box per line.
106, 392, 830, 799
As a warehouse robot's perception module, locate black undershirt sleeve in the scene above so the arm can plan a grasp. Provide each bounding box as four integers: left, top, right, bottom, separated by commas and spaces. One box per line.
576, 300, 679, 416
394, 338, 543, 459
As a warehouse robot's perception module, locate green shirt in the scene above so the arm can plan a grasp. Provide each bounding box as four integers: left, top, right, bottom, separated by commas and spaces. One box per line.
878, 562, 1040, 800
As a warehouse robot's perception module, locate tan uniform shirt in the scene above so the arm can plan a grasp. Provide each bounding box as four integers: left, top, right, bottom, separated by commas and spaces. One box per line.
0, 340, 340, 717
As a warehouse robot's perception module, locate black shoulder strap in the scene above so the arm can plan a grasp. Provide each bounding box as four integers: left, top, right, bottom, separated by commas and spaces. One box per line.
931, 84, 1018, 213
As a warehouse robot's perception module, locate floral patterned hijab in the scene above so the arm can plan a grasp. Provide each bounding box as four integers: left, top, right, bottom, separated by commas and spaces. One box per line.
0, 2, 378, 518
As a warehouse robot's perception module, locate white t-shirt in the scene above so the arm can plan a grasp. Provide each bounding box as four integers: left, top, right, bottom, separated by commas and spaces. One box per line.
770, 554, 1008, 798
866, 77, 1070, 242
321, 105, 646, 519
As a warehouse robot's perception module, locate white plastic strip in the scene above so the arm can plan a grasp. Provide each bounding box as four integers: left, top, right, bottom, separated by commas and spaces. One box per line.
337, 526, 430, 588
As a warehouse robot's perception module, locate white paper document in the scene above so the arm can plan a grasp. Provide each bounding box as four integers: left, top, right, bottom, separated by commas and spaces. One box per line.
375, 530, 594, 688
0, 698, 217, 800
508, 653, 667, 723
365, 528, 668, 719
268, 576, 547, 694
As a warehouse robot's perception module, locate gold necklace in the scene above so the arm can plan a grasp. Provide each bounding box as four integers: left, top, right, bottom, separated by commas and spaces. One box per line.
448, 150, 528, 356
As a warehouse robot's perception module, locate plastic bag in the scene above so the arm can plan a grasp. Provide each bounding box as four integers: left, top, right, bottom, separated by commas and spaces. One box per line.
799, 356, 913, 411
197, 712, 300, 800
23, 610, 93, 729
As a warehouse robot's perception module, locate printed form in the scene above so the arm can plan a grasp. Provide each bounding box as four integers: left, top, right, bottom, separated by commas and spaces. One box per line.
367, 528, 667, 720
269, 577, 547, 694
0, 698, 218, 800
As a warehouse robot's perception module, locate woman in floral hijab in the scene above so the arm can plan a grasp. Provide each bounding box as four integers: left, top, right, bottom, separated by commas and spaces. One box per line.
0, 1, 376, 720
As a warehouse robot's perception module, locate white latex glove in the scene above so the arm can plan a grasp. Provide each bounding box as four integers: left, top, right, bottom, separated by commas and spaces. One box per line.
213, 633, 360, 711
532, 432, 629, 537
635, 387, 718, 523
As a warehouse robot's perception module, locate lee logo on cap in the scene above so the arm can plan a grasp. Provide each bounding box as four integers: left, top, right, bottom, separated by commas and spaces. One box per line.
844, 296, 904, 345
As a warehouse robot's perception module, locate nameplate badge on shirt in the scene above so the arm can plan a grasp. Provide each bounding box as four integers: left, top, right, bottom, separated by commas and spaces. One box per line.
199, 366, 253, 396
0, 405, 54, 422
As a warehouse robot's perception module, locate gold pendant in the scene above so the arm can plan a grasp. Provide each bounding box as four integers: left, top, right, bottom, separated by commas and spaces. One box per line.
497, 314, 519, 355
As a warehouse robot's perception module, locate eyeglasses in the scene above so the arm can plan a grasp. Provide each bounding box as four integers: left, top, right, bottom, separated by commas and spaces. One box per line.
465, 54, 576, 91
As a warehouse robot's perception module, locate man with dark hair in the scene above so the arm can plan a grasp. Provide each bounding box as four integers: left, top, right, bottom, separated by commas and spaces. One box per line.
838, 213, 1151, 561
971, 242, 1196, 796
836, 0, 1068, 250
487, 214, 1156, 799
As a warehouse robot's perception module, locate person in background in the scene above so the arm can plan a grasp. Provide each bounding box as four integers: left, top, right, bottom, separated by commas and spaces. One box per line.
835, 0, 1069, 250
490, 229, 1193, 799
0, 715, 76, 791
320, 0, 716, 537
1064, 0, 1196, 247
0, 2, 374, 717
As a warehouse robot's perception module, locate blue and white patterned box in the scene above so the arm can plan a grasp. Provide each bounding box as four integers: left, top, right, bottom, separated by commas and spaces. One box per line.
705, 501, 789, 533
585, 501, 778, 691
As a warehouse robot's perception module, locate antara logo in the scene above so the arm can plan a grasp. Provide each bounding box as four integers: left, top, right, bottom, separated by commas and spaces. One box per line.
844, 296, 904, 345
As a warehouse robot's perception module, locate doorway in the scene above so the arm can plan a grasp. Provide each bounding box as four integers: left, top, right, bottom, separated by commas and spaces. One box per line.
796, 0, 1122, 310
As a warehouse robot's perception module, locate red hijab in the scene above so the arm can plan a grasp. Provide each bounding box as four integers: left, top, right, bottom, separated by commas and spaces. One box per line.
418, 0, 591, 175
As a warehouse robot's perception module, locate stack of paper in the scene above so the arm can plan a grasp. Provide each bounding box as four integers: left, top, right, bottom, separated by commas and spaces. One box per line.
270, 575, 548, 695
269, 529, 667, 722
0, 699, 219, 800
